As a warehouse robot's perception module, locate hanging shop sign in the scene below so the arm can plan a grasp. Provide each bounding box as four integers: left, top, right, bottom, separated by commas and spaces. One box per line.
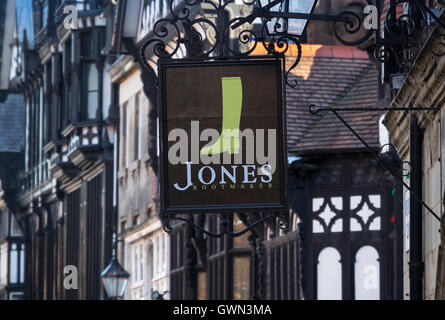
159, 59, 287, 213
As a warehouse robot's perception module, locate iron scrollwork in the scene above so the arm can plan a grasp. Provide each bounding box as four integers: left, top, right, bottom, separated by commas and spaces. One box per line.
332, 0, 445, 66
140, 0, 445, 86
162, 212, 289, 238
309, 104, 441, 222
140, 0, 306, 87
140, 1, 295, 238
374, 0, 445, 69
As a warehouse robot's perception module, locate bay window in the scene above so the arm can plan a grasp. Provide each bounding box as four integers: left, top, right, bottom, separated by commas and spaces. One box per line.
86, 63, 99, 120
0, 210, 25, 294
62, 40, 72, 128
80, 32, 101, 121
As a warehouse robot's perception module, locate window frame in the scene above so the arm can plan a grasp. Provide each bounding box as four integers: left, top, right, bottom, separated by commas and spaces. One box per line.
79, 31, 101, 122
131, 240, 145, 289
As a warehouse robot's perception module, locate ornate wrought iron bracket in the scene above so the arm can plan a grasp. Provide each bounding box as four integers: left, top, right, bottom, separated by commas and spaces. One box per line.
232, 0, 351, 29
309, 105, 441, 113
232, 0, 445, 65
140, 0, 445, 88
309, 104, 441, 222
162, 212, 289, 238
139, 0, 307, 88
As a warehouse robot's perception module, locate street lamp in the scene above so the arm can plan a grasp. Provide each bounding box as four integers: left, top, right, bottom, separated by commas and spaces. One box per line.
105, 120, 116, 144
286, 0, 318, 35
101, 110, 129, 299
101, 250, 130, 299
251, 0, 318, 37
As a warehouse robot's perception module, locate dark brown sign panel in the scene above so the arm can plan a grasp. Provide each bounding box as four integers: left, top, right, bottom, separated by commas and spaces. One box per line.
159, 59, 287, 213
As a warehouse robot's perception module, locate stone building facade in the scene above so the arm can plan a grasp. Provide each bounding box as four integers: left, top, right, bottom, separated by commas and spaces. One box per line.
108, 54, 170, 300
383, 1, 445, 300
384, 30, 444, 300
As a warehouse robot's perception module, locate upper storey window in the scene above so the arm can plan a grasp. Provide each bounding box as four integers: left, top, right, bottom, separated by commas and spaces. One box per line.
86, 63, 99, 120
139, 0, 168, 40
80, 32, 100, 121
39, 0, 49, 29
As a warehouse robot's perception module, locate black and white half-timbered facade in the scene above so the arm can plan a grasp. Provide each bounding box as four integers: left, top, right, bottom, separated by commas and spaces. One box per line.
7, 0, 118, 300
0, 92, 26, 300
0, 0, 26, 300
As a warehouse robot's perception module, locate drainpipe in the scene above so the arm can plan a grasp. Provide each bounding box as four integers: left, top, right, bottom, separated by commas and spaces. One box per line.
409, 114, 424, 300
394, 163, 404, 299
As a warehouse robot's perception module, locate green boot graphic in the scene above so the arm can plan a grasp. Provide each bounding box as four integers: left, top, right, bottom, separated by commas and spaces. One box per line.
200, 77, 243, 155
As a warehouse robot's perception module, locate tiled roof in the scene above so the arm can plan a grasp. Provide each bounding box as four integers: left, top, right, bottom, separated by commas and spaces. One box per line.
0, 94, 25, 153
274, 44, 380, 154
294, 66, 380, 153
